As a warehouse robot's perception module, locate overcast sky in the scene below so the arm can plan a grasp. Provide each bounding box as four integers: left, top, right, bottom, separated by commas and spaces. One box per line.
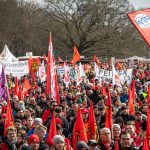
129, 0, 150, 9
25, 0, 150, 9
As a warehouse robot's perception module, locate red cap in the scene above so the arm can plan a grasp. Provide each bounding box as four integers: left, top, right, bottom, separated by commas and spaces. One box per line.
55, 118, 62, 125
28, 134, 39, 145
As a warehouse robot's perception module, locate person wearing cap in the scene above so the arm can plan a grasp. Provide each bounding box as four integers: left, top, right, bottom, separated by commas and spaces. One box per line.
53, 135, 66, 150
76, 141, 89, 150
112, 124, 121, 141
87, 139, 100, 150
28, 134, 40, 150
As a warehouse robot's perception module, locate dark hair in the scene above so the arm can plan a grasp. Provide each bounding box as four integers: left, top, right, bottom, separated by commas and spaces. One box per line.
120, 131, 130, 138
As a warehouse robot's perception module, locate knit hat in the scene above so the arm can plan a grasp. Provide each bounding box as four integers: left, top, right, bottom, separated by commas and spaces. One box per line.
33, 118, 43, 124
28, 134, 39, 145
76, 141, 88, 150
53, 135, 65, 144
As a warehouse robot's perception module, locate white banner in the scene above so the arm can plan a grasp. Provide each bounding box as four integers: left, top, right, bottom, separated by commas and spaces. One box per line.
0, 61, 29, 78
96, 68, 133, 84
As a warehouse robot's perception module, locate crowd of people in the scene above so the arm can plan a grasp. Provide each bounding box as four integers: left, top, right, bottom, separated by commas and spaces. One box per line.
0, 59, 149, 150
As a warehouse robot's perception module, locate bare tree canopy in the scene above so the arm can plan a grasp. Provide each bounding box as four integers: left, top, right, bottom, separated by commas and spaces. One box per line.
0, 0, 149, 59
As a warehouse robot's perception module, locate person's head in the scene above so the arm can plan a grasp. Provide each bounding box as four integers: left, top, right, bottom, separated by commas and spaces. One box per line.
81, 108, 89, 121
41, 94, 46, 102
34, 125, 47, 141
26, 117, 33, 127
29, 97, 36, 106
18, 129, 27, 141
76, 141, 89, 150
135, 111, 142, 121
50, 100, 57, 110
114, 117, 124, 129
120, 106, 128, 114
14, 119, 22, 130
54, 106, 62, 118
24, 108, 32, 118
113, 124, 121, 139
28, 134, 40, 150
33, 118, 43, 127
120, 131, 133, 149
16, 109, 24, 118
53, 135, 65, 150
100, 128, 111, 144
98, 106, 105, 116
72, 103, 78, 114
87, 139, 97, 150
126, 124, 135, 136
6, 126, 17, 142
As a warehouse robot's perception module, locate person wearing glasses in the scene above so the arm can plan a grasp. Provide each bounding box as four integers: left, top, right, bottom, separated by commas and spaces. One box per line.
1, 126, 18, 150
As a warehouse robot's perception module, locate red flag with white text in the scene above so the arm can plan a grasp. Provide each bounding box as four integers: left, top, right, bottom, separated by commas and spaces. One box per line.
128, 8, 150, 46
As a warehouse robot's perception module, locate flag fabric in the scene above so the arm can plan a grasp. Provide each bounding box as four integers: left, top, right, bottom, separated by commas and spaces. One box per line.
101, 82, 106, 96
46, 33, 59, 102
64, 62, 70, 87
142, 137, 149, 150
128, 87, 135, 115
28, 57, 40, 73
105, 87, 112, 129
14, 77, 19, 96
55, 73, 60, 105
38, 61, 46, 82
148, 85, 150, 103
0, 65, 8, 101
72, 107, 87, 150
146, 107, 150, 147
23, 77, 31, 94
93, 54, 99, 66
127, 8, 150, 46
58, 56, 62, 62
88, 101, 99, 141
4, 99, 14, 136
112, 62, 120, 86
18, 84, 24, 101
72, 45, 80, 64
46, 112, 56, 146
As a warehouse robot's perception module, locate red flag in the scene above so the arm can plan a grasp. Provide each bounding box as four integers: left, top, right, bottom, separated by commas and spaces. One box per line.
88, 101, 99, 141
23, 77, 31, 94
58, 56, 62, 62
142, 137, 149, 150
46, 63, 50, 96
101, 82, 106, 96
46, 113, 56, 146
28, 57, 40, 73
72, 107, 87, 150
128, 8, 150, 47
114, 141, 119, 150
93, 54, 99, 66
128, 87, 135, 115
55, 73, 60, 105
4, 99, 14, 136
148, 85, 150, 103
105, 87, 112, 129
14, 77, 19, 96
18, 84, 24, 101
146, 107, 150, 147
73, 45, 80, 64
